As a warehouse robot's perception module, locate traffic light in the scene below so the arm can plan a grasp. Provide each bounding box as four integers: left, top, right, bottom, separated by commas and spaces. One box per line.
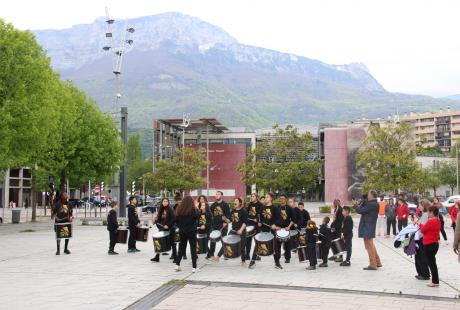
131, 181, 135, 194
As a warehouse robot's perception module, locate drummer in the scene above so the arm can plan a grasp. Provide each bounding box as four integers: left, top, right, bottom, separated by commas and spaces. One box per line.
107, 201, 119, 255
151, 198, 177, 263
245, 193, 263, 260
209, 191, 231, 259
278, 194, 295, 263
127, 196, 141, 253
215, 197, 248, 264
195, 195, 213, 260
294, 202, 311, 229
248, 192, 282, 269
52, 192, 73, 255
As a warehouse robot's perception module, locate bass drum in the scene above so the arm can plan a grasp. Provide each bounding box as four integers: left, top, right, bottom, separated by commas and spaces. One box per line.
246, 225, 256, 238
55, 222, 72, 240
297, 228, 306, 246
135, 226, 149, 242
297, 246, 308, 263
255, 232, 274, 256
209, 230, 222, 243
331, 238, 346, 256
152, 231, 171, 253
196, 234, 208, 254
116, 228, 128, 244
222, 234, 242, 259
289, 230, 299, 249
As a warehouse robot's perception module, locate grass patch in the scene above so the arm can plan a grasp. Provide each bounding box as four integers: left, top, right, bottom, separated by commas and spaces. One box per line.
163, 279, 186, 287
319, 205, 331, 213
19, 229, 35, 233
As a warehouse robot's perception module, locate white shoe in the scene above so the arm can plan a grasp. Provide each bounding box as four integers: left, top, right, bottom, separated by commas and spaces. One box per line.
192, 268, 196, 273
175, 265, 181, 272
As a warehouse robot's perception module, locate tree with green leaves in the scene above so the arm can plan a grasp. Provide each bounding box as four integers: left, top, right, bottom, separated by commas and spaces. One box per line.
438, 161, 457, 195
424, 166, 442, 197
238, 124, 321, 194
357, 121, 420, 194
144, 148, 207, 195
127, 133, 143, 163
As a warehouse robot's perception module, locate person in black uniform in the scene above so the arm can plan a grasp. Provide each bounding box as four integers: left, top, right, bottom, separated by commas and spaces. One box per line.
217, 197, 248, 263
52, 192, 73, 255
329, 198, 344, 262
318, 216, 332, 267
248, 192, 282, 269
306, 220, 318, 270
171, 193, 183, 260
107, 201, 119, 255
151, 198, 177, 263
294, 202, 311, 229
127, 196, 141, 253
175, 196, 200, 272
210, 191, 231, 260
278, 194, 295, 263
341, 206, 354, 266
195, 195, 212, 259
245, 193, 262, 260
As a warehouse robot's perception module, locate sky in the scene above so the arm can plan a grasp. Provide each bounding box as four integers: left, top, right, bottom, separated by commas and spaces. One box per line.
2, 0, 460, 97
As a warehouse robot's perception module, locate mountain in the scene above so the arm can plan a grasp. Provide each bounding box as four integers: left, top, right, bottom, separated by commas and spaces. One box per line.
444, 94, 460, 101
34, 12, 460, 130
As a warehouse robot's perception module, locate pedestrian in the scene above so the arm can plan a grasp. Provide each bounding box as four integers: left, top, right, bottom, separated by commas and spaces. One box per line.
318, 216, 332, 267
175, 196, 200, 272
107, 201, 119, 255
340, 206, 354, 266
151, 198, 177, 263
305, 220, 318, 270
127, 196, 141, 253
172, 192, 182, 260
353, 190, 382, 270
450, 200, 459, 232
414, 200, 430, 281
453, 212, 460, 262
377, 196, 387, 236
418, 206, 441, 287
329, 199, 344, 262
385, 198, 397, 237
52, 192, 73, 255
432, 197, 447, 243
396, 196, 409, 232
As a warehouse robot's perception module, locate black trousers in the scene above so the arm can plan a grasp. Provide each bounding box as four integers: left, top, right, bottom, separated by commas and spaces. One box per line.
307, 244, 317, 266
322, 243, 330, 263
56, 239, 69, 251
176, 231, 197, 268
210, 228, 227, 256
452, 222, 456, 232
109, 230, 116, 251
344, 236, 352, 262
439, 215, 447, 241
128, 226, 137, 249
398, 218, 408, 232
386, 219, 397, 236
415, 240, 430, 278
274, 237, 286, 263
424, 243, 439, 284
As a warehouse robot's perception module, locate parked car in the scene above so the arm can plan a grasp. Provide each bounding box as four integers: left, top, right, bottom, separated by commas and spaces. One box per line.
442, 195, 460, 208
81, 197, 101, 207
407, 203, 417, 215
142, 198, 175, 214
68, 199, 84, 208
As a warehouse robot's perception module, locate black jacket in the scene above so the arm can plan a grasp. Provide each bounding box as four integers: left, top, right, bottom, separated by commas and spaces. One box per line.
107, 209, 119, 232
295, 209, 311, 228
279, 205, 294, 229
331, 206, 344, 235
246, 201, 262, 224
210, 200, 231, 230
260, 204, 281, 232
342, 215, 354, 238
176, 209, 200, 234
319, 224, 332, 245
155, 206, 175, 232
306, 226, 318, 246
198, 208, 213, 234
127, 204, 140, 228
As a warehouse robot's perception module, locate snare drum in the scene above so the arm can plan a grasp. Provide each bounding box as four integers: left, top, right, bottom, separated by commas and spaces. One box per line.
135, 226, 149, 242
222, 234, 241, 259
174, 228, 180, 243
152, 231, 171, 253
331, 238, 346, 256
246, 225, 256, 238
196, 234, 208, 254
276, 229, 290, 242
116, 228, 128, 244
297, 246, 308, 263
297, 228, 306, 246
255, 232, 274, 256
289, 230, 299, 249
55, 222, 72, 239
209, 230, 222, 243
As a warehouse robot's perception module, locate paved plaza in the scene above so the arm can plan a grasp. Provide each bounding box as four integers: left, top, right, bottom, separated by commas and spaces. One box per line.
0, 215, 459, 309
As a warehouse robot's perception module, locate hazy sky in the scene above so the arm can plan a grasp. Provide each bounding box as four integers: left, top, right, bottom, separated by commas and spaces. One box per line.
2, 0, 460, 97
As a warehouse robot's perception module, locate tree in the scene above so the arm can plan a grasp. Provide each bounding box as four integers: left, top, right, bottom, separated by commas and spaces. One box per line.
127, 159, 152, 192
438, 161, 457, 195
127, 133, 143, 163
238, 124, 322, 193
424, 166, 442, 197
357, 121, 420, 194
144, 148, 207, 194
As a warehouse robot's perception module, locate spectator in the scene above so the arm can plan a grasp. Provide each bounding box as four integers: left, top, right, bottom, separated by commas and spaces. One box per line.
377, 196, 387, 236
418, 206, 441, 287
414, 200, 430, 281
450, 201, 459, 232
396, 197, 409, 232
453, 212, 460, 262
432, 197, 447, 243
353, 189, 382, 270
385, 198, 397, 237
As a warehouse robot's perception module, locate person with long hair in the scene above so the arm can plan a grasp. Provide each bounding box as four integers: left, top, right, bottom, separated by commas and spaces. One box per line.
196, 195, 212, 259
414, 199, 430, 281
245, 193, 262, 260
52, 192, 73, 255
432, 197, 447, 242
418, 206, 442, 287
151, 198, 177, 263
385, 198, 397, 237
175, 196, 200, 272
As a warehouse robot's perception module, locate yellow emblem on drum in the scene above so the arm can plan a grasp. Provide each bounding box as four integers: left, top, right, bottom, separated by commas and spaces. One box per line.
258, 244, 268, 255
281, 210, 287, 220
224, 245, 233, 257
154, 240, 161, 251
298, 235, 306, 245
61, 226, 70, 237
263, 209, 272, 220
